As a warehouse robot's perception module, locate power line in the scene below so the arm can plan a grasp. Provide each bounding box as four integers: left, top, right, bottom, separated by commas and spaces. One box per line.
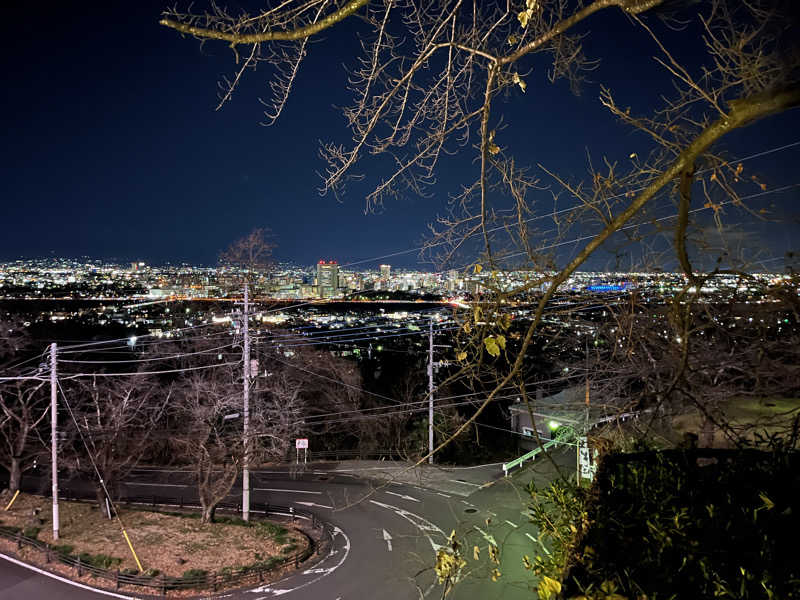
58, 360, 241, 379
340, 139, 800, 268
57, 342, 237, 365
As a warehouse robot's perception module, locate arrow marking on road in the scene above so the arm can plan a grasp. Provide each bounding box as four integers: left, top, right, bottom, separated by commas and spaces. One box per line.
370, 500, 447, 553
296, 501, 334, 510
383, 529, 393, 551
385, 491, 420, 502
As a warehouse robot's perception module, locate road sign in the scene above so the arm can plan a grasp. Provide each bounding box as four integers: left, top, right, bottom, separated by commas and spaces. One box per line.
295, 438, 309, 449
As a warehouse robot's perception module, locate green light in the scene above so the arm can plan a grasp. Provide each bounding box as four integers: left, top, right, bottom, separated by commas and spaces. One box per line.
548, 420, 561, 431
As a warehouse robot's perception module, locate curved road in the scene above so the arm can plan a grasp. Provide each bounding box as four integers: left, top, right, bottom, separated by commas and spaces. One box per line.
1, 452, 572, 600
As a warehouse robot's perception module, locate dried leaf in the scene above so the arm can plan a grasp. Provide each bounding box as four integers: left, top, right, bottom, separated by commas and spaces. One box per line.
512, 72, 527, 93
517, 9, 531, 28
456, 351, 467, 362
484, 337, 500, 357
473, 545, 480, 560
538, 575, 562, 599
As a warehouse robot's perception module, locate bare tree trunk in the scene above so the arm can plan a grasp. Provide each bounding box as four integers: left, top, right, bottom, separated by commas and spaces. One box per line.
700, 417, 715, 448
8, 459, 21, 493
201, 504, 216, 524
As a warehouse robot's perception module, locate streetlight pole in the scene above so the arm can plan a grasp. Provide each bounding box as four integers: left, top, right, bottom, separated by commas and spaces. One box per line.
242, 283, 251, 522
50, 343, 59, 541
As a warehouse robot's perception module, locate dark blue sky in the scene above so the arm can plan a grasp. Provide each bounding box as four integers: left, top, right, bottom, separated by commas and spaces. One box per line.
2, 2, 798, 270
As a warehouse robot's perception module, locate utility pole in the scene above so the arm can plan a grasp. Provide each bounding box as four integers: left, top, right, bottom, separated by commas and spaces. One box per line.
242, 283, 251, 522
427, 321, 434, 464
50, 343, 59, 541
427, 321, 450, 465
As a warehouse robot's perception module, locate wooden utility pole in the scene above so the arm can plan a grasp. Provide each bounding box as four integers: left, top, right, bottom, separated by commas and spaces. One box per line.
50, 343, 59, 540
242, 283, 251, 521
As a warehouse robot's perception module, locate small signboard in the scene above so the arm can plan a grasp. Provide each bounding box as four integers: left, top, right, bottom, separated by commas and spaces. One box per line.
578, 436, 597, 481
295, 438, 309, 449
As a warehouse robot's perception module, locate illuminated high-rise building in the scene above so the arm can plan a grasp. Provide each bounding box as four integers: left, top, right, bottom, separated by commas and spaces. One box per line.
380, 264, 391, 280
317, 260, 339, 298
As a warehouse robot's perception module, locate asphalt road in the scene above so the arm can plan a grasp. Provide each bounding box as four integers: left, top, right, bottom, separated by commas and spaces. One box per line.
1, 450, 574, 600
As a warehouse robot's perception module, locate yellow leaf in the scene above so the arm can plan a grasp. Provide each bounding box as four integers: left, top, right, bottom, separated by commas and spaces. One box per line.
512, 72, 527, 93
473, 545, 480, 560
508, 35, 518, 45
759, 493, 775, 511
489, 142, 500, 155
474, 263, 483, 274
629, 153, 637, 159
517, 9, 530, 28
457, 351, 467, 362
522, 555, 532, 570
484, 337, 500, 357
496, 335, 506, 350
538, 575, 562, 600
491, 568, 502, 582
462, 322, 472, 334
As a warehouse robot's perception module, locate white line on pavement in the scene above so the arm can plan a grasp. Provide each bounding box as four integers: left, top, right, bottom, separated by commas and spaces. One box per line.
253, 488, 322, 494
122, 482, 183, 487
296, 501, 334, 510
250, 526, 351, 596
504, 520, 518, 528
385, 491, 420, 502
369, 500, 447, 553
0, 552, 136, 599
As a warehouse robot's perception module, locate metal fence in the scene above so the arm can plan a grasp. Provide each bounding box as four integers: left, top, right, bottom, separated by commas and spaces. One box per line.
0, 492, 331, 597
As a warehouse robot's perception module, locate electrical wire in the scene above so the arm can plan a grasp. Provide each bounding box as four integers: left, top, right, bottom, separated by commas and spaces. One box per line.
341, 139, 800, 268
58, 360, 241, 379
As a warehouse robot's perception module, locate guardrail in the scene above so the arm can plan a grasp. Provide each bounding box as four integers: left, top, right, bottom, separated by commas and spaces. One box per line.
307, 448, 401, 461
502, 438, 560, 476
0, 491, 331, 597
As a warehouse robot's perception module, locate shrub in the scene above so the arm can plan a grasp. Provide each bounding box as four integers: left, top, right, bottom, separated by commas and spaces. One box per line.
51, 543, 75, 556
181, 568, 208, 580
22, 526, 41, 539
77, 552, 122, 569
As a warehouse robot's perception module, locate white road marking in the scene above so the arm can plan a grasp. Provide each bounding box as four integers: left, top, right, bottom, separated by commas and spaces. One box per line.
0, 552, 136, 599
253, 488, 322, 494
296, 501, 334, 510
123, 481, 184, 487
450, 479, 481, 487
385, 491, 420, 502
504, 520, 518, 528
383, 528, 393, 551
435, 492, 451, 498
250, 526, 351, 596
369, 500, 447, 552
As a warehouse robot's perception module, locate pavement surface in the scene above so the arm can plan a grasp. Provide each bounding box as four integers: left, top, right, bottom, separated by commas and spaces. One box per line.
0, 449, 576, 600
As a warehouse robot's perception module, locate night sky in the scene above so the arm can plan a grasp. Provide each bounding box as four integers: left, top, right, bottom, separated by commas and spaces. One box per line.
2, 2, 798, 270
